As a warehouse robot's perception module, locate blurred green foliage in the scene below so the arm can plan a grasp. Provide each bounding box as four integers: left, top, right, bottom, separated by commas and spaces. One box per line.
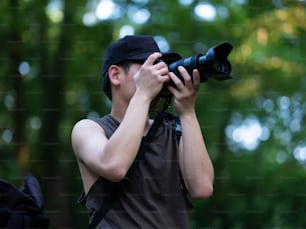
1, 0, 305, 228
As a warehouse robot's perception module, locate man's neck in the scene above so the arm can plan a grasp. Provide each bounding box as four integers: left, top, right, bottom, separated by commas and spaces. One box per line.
110, 107, 152, 136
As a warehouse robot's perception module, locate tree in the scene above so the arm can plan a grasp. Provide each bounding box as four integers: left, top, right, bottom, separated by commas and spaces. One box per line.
1, 0, 305, 227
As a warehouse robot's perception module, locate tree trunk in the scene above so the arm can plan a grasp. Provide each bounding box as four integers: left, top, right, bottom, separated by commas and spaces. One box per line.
38, 0, 74, 227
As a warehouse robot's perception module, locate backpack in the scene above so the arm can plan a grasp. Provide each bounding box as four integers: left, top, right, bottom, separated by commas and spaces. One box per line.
0, 173, 50, 228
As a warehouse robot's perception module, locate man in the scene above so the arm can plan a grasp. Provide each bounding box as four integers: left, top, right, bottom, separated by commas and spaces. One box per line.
71, 35, 214, 228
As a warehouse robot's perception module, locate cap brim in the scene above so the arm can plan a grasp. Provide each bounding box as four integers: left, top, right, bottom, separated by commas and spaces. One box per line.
160, 52, 182, 65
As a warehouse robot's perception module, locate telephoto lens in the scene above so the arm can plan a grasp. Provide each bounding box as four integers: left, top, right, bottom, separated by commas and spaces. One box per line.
159, 42, 233, 98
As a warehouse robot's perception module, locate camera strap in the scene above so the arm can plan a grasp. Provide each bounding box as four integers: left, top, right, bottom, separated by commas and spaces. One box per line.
89, 111, 176, 229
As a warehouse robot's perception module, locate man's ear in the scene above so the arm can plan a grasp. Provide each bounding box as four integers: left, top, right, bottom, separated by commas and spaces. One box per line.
108, 65, 121, 86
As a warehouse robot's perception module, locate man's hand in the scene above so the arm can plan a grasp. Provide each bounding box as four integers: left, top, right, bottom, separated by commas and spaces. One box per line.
134, 52, 170, 101
167, 66, 201, 116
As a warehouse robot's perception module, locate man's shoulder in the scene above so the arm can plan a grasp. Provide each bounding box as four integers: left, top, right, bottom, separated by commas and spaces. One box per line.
71, 118, 107, 147
72, 118, 105, 132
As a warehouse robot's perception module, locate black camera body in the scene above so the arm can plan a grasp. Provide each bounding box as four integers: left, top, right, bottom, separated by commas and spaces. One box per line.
159, 42, 233, 98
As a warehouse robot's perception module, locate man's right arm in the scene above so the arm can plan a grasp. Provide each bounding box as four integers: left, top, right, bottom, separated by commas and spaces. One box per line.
71, 53, 170, 183
71, 94, 151, 183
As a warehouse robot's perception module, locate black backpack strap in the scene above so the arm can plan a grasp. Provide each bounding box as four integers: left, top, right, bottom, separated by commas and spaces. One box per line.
126, 112, 165, 178
89, 112, 166, 229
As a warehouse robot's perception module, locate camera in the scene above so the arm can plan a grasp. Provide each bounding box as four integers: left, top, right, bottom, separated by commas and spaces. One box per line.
158, 42, 233, 98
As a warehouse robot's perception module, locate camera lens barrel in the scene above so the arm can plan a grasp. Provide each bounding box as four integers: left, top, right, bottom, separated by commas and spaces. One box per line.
168, 55, 199, 76
158, 42, 233, 98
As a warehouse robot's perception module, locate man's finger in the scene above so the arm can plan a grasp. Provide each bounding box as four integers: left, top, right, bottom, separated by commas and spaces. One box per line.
144, 52, 162, 65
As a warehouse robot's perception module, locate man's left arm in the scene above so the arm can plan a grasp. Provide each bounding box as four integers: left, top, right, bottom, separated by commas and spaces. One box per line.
178, 112, 214, 199
167, 66, 214, 199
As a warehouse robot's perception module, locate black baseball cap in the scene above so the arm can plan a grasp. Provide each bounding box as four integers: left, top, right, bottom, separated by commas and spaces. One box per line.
102, 35, 181, 99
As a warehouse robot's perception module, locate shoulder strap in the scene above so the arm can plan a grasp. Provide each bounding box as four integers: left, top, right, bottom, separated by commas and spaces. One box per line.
89, 112, 166, 229
126, 112, 165, 178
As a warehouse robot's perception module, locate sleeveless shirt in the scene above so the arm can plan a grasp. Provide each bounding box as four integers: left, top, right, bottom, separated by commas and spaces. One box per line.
78, 114, 192, 228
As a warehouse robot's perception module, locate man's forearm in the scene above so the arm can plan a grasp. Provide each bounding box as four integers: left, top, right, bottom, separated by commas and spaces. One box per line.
102, 92, 151, 179
179, 112, 214, 198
